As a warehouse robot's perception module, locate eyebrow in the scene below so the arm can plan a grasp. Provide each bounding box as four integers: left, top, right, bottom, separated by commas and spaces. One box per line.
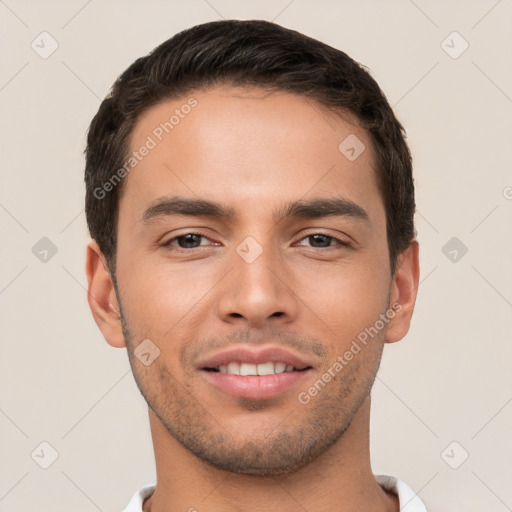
141, 195, 369, 224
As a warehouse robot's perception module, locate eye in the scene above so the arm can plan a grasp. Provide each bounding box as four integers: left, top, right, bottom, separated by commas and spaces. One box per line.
296, 233, 349, 250
163, 232, 214, 250
161, 231, 350, 252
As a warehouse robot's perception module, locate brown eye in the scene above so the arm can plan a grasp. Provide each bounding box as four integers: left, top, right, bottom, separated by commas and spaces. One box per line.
176, 233, 204, 248
306, 234, 334, 248
296, 233, 349, 250
163, 232, 211, 250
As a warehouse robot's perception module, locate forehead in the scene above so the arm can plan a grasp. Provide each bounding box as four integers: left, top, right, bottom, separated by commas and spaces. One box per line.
120, 86, 383, 225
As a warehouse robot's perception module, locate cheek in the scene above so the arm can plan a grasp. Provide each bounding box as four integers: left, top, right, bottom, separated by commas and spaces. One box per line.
117, 259, 219, 339
294, 259, 390, 340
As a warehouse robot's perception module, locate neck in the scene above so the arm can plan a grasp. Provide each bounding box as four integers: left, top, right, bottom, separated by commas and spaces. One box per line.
143, 397, 397, 512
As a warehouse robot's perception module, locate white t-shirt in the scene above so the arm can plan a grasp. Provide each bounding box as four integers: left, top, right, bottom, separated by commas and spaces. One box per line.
122, 475, 427, 511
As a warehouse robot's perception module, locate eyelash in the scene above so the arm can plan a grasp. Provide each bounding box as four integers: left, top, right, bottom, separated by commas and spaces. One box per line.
161, 231, 351, 253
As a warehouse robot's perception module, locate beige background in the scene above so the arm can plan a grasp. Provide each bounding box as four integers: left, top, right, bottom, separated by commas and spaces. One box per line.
1, 1, 511, 510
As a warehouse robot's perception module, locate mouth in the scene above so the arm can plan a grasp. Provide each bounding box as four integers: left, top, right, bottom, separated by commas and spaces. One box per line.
204, 361, 310, 375
198, 346, 313, 400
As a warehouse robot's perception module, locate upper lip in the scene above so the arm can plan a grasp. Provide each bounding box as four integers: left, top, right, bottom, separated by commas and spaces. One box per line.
197, 346, 312, 370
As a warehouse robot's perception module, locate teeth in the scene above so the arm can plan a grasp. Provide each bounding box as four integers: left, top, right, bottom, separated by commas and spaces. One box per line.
257, 362, 274, 375
215, 361, 298, 376
227, 362, 240, 375
274, 362, 286, 373
240, 363, 258, 376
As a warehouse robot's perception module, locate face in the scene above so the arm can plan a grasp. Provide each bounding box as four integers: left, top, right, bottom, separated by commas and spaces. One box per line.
92, 86, 415, 476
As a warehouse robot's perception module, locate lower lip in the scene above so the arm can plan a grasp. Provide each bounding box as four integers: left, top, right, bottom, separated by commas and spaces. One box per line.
200, 369, 311, 400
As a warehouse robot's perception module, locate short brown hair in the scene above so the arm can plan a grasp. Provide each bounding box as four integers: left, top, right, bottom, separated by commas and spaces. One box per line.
85, 19, 415, 275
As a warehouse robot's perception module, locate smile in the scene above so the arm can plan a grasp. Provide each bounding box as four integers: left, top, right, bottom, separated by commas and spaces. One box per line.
207, 361, 304, 376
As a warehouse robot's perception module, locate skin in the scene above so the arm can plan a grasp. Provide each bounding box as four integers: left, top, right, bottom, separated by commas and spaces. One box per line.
86, 85, 419, 512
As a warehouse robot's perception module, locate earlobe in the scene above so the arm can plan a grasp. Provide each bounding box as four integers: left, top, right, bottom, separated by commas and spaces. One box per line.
385, 240, 420, 344
85, 240, 126, 348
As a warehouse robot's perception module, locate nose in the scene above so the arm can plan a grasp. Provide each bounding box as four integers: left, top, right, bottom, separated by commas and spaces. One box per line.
216, 241, 299, 330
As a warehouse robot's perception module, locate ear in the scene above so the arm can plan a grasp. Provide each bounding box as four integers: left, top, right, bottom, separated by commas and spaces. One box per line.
85, 239, 126, 348
385, 240, 420, 344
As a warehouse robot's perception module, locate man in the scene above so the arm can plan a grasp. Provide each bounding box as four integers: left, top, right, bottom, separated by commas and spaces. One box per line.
84, 19, 423, 511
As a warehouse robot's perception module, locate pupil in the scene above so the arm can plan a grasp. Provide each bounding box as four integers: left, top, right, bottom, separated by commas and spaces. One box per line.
179, 234, 201, 248
310, 234, 330, 248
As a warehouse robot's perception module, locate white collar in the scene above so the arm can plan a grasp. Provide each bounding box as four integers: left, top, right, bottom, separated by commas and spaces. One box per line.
123, 475, 427, 511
